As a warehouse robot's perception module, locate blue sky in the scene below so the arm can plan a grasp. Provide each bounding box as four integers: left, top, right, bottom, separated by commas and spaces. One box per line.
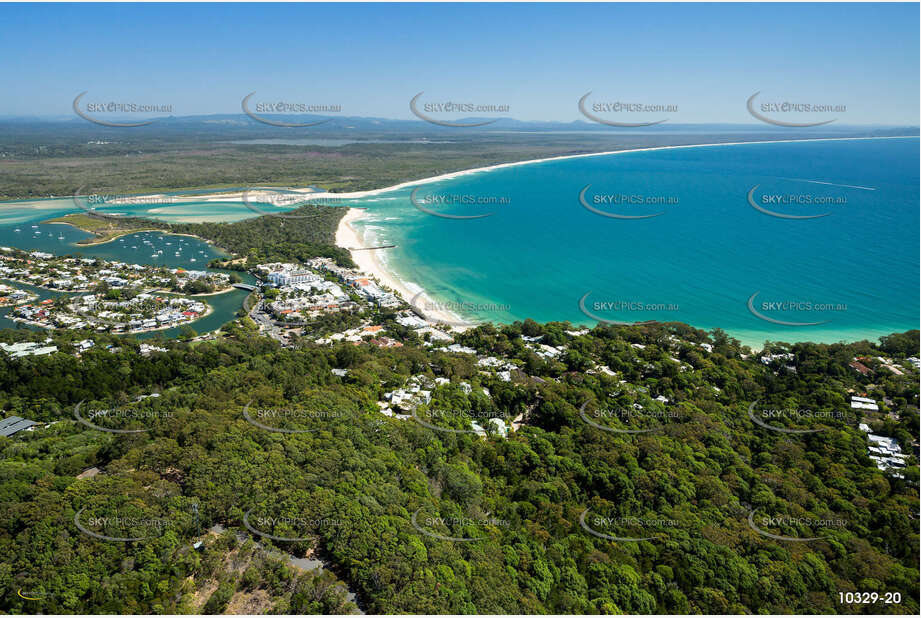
0, 2, 918, 124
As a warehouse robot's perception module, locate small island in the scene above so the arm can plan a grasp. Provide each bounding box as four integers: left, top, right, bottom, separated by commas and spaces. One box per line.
41, 213, 172, 245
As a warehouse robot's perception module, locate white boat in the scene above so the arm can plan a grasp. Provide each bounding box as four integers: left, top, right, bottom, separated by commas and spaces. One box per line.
14, 228, 20, 232
190, 258, 196, 262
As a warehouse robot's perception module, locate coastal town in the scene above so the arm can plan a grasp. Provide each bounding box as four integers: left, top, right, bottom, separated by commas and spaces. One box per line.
236, 260, 920, 458
0, 246, 232, 333
0, 281, 36, 306
10, 292, 211, 333
2, 238, 917, 481
250, 258, 431, 344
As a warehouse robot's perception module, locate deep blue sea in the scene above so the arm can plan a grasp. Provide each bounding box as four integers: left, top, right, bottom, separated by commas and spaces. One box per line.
348, 137, 919, 347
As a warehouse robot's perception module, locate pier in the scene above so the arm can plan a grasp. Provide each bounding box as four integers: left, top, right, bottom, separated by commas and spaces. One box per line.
348, 244, 397, 251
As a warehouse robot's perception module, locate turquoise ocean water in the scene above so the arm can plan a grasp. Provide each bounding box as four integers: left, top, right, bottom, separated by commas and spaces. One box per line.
1, 137, 917, 346
348, 137, 919, 347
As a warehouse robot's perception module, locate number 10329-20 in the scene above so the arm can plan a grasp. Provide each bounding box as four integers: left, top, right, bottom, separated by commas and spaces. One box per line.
839, 592, 901, 604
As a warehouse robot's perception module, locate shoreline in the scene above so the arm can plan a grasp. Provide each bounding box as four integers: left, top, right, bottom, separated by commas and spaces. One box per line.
41, 218, 214, 248
331, 135, 918, 348
30, 135, 915, 207
78, 230, 211, 248
303, 134, 919, 201
335, 208, 468, 328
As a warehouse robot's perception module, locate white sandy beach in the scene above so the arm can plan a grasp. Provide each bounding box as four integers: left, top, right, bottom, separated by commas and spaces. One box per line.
104, 135, 916, 206
329, 135, 915, 333
334, 207, 468, 327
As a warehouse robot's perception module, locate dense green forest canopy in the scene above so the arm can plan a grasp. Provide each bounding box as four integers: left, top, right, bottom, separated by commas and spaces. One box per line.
1, 318, 918, 614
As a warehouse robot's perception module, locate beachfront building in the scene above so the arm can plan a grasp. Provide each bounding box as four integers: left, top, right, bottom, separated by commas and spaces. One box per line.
396, 313, 429, 329
268, 269, 320, 287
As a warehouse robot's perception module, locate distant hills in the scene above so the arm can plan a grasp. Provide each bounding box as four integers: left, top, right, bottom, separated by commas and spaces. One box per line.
0, 113, 917, 137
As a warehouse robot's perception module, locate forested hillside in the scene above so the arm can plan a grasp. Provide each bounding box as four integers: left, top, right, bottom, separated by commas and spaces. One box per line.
1, 320, 917, 614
